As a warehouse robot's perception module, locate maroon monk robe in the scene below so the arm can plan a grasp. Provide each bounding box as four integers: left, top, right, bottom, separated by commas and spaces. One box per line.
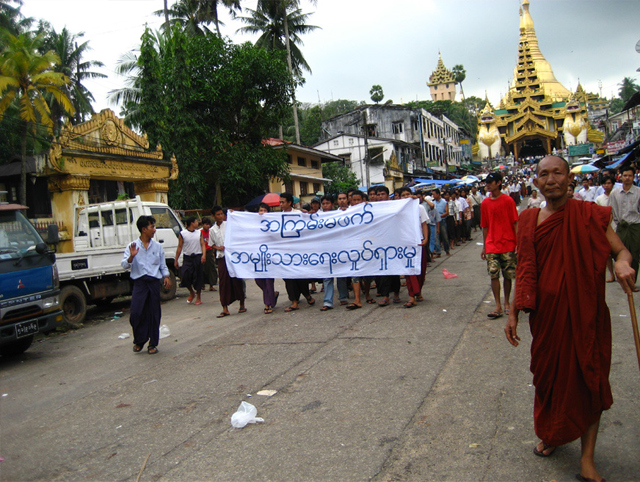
515, 199, 613, 446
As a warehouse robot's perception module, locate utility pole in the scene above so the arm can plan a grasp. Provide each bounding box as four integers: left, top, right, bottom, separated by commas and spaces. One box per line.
362, 110, 370, 188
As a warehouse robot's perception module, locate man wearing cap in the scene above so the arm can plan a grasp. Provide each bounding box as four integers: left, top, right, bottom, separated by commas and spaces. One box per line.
481, 172, 518, 319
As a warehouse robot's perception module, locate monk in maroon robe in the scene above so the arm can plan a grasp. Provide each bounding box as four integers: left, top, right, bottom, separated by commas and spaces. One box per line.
505, 156, 635, 482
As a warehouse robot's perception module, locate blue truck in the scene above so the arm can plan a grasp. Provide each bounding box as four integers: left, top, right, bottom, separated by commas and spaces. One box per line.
0, 204, 63, 357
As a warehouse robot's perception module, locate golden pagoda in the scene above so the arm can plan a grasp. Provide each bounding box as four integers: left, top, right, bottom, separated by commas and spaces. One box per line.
477, 0, 600, 161
428, 53, 457, 102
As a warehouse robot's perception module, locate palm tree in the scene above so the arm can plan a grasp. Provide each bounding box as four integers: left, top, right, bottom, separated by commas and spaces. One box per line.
452, 64, 466, 102
618, 76, 640, 103
198, 0, 242, 37
107, 30, 170, 129
155, 0, 241, 37
42, 27, 106, 127
0, 0, 31, 34
237, 6, 318, 77
240, 0, 318, 143
0, 31, 74, 204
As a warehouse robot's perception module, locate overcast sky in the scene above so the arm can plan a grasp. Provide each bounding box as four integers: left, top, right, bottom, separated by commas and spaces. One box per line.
21, 0, 640, 114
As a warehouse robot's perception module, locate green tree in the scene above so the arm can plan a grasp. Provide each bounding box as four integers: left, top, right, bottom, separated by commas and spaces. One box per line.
370, 84, 384, 104
240, 0, 318, 144
0, 0, 31, 35
156, 0, 242, 37
0, 30, 74, 204
618, 76, 640, 103
133, 27, 293, 208
322, 161, 358, 198
41, 27, 106, 128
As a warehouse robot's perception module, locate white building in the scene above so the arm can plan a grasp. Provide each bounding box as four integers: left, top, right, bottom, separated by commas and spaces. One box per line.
317, 104, 463, 183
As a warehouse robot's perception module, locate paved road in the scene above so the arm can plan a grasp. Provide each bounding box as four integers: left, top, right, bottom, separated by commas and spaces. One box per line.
1, 229, 638, 481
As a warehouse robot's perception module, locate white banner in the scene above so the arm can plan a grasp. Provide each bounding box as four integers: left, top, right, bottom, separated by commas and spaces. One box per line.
224, 198, 422, 279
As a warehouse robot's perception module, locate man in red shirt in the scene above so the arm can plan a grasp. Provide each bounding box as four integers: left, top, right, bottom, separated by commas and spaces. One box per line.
481, 172, 518, 318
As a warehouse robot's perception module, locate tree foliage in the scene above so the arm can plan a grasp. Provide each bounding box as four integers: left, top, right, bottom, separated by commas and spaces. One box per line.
39, 27, 106, 129
237, 5, 318, 78
133, 27, 294, 208
292, 98, 364, 146
155, 0, 242, 37
618, 76, 640, 104
370, 84, 384, 104
0, 29, 73, 203
322, 161, 358, 198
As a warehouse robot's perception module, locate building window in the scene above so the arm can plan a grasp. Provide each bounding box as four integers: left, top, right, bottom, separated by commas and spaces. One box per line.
392, 122, 404, 134
313, 183, 321, 194
349, 138, 354, 145
284, 181, 293, 194
333, 140, 339, 146
434, 85, 438, 90
311, 160, 319, 169
287, 155, 292, 163
412, 120, 419, 132
297, 157, 306, 166
300, 182, 308, 196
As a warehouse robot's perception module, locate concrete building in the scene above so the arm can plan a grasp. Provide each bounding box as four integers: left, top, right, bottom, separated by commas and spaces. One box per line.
264, 139, 342, 204
316, 104, 464, 187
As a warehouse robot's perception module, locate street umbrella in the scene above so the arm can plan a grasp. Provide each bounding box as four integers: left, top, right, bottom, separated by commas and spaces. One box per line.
245, 193, 300, 211
570, 164, 599, 174
493, 164, 508, 170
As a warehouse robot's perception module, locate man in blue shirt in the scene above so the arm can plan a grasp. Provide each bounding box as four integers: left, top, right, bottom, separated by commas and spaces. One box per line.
121, 215, 172, 354
432, 189, 450, 256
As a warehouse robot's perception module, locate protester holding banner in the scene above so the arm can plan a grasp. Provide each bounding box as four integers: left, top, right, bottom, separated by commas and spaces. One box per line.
398, 187, 428, 308
346, 190, 374, 310
210, 206, 246, 317
279, 192, 316, 312
255, 203, 279, 314
320, 195, 349, 311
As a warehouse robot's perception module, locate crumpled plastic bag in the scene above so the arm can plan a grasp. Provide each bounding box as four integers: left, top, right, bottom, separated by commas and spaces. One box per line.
230, 401, 264, 428
159, 325, 171, 339
442, 268, 458, 279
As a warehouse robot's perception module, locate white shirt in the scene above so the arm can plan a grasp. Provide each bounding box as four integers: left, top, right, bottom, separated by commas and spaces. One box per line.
209, 221, 226, 259
579, 186, 597, 202
180, 228, 202, 256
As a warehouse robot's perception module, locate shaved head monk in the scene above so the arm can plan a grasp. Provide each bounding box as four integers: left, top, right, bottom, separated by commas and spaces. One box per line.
505, 155, 635, 482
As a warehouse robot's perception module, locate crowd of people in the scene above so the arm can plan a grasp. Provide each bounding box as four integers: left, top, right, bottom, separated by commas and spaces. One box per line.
121, 154, 639, 482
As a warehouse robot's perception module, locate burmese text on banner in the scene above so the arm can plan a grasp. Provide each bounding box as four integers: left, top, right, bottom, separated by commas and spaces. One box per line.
225, 198, 422, 279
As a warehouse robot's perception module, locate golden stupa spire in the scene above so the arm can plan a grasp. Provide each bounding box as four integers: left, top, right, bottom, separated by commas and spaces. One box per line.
428, 52, 455, 86
512, 0, 570, 100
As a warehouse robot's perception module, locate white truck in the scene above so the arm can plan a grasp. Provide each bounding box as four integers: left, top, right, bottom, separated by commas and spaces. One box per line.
55, 196, 184, 326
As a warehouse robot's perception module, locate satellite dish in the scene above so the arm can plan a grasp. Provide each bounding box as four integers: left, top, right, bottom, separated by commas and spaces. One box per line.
636, 39, 640, 53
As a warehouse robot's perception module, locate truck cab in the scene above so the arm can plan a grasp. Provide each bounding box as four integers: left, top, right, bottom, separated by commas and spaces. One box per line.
54, 197, 184, 326
0, 205, 62, 356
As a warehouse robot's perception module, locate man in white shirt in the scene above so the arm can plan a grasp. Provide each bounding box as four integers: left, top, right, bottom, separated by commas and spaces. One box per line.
578, 178, 597, 202
210, 206, 246, 317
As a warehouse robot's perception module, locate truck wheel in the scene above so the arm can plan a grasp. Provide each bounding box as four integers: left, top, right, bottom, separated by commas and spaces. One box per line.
0, 335, 34, 357
60, 285, 87, 327
160, 271, 177, 301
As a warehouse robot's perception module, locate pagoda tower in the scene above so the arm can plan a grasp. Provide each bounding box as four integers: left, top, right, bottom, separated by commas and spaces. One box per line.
427, 53, 457, 102
476, 0, 597, 161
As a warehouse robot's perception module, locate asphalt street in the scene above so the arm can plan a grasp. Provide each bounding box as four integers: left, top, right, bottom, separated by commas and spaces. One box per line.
1, 228, 639, 481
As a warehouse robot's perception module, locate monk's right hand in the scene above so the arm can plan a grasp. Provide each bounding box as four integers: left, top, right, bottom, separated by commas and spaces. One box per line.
614, 259, 636, 295
480, 247, 486, 260
505, 312, 520, 347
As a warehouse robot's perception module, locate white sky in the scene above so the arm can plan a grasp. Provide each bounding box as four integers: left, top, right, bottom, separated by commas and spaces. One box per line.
21, 0, 640, 114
